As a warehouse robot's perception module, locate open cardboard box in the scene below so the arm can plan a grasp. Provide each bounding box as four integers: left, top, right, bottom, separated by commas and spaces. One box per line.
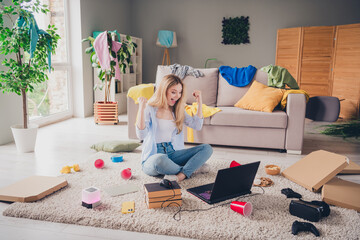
282, 150, 349, 192
322, 177, 360, 212
282, 150, 360, 212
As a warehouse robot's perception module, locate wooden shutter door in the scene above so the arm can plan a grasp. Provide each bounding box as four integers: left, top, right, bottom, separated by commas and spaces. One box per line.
275, 27, 302, 82
299, 26, 335, 97
331, 23, 360, 119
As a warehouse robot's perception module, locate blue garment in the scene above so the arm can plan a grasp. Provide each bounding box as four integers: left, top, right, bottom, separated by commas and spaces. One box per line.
219, 65, 257, 87
142, 143, 212, 178
136, 105, 203, 164
158, 30, 174, 48
16, 12, 52, 71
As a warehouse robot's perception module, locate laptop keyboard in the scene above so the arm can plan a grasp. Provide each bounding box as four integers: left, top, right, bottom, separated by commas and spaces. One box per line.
199, 190, 212, 200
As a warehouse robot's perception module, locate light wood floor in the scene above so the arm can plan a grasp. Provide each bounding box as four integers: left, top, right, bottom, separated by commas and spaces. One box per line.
0, 115, 359, 240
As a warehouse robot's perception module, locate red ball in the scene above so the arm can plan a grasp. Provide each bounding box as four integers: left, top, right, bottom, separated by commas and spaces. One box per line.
121, 168, 132, 180
94, 159, 104, 169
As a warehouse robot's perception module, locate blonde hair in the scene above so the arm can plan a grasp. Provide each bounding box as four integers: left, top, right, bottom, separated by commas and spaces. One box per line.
148, 74, 186, 134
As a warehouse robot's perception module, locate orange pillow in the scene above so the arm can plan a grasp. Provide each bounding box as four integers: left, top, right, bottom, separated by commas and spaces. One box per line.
234, 81, 283, 112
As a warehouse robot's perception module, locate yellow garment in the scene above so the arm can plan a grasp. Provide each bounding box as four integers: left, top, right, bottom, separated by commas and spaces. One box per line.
280, 89, 309, 109
185, 102, 221, 142
127, 84, 154, 104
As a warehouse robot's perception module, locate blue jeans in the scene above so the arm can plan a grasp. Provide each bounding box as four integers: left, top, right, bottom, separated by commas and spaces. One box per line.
142, 143, 213, 178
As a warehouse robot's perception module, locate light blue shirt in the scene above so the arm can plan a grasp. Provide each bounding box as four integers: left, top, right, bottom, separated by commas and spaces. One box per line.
136, 105, 203, 164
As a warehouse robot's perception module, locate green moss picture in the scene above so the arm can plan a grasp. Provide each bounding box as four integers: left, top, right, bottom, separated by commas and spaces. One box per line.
222, 16, 250, 45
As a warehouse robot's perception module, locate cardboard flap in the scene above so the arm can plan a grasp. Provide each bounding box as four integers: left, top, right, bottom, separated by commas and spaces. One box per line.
0, 176, 68, 202
339, 160, 360, 174
282, 150, 348, 192
322, 177, 360, 212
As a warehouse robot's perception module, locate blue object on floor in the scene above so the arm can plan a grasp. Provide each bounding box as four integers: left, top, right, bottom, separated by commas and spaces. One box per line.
111, 155, 123, 163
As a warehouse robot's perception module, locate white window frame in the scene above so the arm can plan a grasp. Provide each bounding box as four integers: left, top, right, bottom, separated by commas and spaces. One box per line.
29, 0, 73, 127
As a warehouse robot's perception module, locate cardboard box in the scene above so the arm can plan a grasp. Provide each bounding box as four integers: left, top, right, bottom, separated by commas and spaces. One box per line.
322, 177, 360, 212
282, 150, 349, 192
339, 160, 360, 174
0, 176, 68, 202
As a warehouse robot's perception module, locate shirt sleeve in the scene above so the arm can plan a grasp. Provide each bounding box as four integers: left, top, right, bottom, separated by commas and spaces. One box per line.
136, 105, 152, 140
183, 110, 203, 130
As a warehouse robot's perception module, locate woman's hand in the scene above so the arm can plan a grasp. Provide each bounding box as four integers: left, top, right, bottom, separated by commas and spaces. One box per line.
192, 90, 202, 104
193, 90, 203, 118
138, 97, 148, 110
136, 97, 147, 130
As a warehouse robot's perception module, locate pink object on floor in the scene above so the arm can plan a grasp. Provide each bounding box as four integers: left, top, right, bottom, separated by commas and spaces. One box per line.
230, 201, 252, 217
94, 159, 104, 169
230, 160, 241, 168
121, 168, 132, 180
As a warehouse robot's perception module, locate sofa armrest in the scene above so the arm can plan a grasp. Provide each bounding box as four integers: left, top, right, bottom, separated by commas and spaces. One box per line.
127, 96, 139, 139
285, 93, 306, 154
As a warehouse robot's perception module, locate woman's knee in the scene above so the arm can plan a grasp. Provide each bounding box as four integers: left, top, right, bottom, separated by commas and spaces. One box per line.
201, 144, 213, 155
152, 154, 171, 169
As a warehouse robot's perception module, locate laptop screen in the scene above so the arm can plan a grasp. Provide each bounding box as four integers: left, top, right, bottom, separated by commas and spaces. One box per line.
209, 161, 260, 201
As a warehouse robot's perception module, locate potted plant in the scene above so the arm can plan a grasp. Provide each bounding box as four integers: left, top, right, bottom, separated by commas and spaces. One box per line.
82, 31, 137, 124
0, 0, 60, 152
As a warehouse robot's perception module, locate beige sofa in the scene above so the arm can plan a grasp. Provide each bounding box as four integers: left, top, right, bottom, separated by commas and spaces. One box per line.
127, 66, 306, 154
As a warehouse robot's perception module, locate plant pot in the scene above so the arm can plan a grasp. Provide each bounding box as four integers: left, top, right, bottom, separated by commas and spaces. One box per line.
11, 124, 39, 153
94, 101, 118, 125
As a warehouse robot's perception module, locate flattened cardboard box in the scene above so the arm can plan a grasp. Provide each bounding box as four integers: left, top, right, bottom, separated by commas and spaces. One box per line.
0, 176, 68, 202
322, 177, 360, 212
282, 150, 348, 192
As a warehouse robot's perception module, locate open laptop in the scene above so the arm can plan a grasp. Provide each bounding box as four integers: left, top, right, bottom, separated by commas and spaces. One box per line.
187, 161, 260, 204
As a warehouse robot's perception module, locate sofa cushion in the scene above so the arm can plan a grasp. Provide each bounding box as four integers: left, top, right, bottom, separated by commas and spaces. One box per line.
216, 69, 269, 106
210, 107, 287, 129
234, 80, 284, 113
155, 65, 218, 106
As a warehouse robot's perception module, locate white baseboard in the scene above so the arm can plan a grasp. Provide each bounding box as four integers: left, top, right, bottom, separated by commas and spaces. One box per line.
287, 150, 302, 155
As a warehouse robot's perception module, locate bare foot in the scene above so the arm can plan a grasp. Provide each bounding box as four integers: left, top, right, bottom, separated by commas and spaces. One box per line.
176, 172, 186, 182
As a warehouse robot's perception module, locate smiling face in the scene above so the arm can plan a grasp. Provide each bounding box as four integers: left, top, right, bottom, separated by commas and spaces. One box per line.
166, 83, 183, 107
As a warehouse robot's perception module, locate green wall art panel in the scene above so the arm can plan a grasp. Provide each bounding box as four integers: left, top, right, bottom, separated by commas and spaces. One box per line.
221, 16, 250, 45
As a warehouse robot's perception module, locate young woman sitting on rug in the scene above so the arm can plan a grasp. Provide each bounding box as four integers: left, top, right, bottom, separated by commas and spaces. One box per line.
136, 74, 213, 182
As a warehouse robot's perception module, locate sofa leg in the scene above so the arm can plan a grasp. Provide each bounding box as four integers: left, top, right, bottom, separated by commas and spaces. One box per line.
286, 150, 302, 155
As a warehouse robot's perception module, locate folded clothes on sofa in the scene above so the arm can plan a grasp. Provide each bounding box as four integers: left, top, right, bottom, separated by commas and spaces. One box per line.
219, 65, 257, 87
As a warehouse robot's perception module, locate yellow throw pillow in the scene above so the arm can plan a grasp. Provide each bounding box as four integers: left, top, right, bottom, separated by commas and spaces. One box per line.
234, 80, 284, 112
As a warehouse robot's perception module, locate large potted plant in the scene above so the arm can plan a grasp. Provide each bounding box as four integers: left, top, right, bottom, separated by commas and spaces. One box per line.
83, 31, 137, 124
0, 0, 60, 152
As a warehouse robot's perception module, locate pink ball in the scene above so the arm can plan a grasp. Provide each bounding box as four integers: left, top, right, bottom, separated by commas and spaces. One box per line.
94, 159, 104, 169
121, 168, 132, 180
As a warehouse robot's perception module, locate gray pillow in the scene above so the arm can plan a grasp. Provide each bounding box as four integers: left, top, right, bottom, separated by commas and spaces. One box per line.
91, 140, 141, 153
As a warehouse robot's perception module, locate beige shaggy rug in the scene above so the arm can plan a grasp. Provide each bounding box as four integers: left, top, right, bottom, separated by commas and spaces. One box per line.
3, 151, 360, 240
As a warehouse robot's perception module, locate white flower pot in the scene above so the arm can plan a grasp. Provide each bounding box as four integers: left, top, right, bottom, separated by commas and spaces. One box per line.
11, 124, 39, 153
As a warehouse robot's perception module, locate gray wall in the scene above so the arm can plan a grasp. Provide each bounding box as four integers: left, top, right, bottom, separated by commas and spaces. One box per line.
70, 0, 132, 118
131, 0, 360, 83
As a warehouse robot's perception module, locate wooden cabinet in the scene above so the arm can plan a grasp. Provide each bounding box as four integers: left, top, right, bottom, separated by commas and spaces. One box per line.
276, 23, 360, 119
94, 34, 142, 114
